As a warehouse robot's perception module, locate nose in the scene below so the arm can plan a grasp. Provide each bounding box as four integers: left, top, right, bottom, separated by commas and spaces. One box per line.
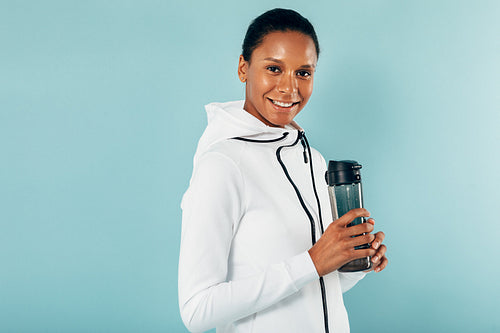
277, 72, 297, 94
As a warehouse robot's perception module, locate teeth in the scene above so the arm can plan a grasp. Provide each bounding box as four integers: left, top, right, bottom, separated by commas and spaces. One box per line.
272, 100, 295, 107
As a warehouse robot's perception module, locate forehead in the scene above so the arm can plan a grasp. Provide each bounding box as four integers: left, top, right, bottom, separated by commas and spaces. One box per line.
252, 31, 317, 65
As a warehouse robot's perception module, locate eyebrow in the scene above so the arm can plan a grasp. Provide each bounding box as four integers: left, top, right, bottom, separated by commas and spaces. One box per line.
263, 57, 316, 69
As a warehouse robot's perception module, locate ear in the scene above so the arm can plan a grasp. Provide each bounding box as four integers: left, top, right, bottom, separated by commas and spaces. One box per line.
237, 55, 248, 83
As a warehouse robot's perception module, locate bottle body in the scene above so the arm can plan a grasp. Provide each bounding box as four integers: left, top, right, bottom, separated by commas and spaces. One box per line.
326, 160, 372, 272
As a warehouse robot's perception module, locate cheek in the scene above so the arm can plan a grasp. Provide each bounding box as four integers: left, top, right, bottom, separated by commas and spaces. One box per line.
247, 75, 274, 98
258, 76, 276, 94
300, 81, 314, 100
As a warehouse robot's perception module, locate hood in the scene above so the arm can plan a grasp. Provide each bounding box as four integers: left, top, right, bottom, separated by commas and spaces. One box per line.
182, 100, 302, 208
192, 100, 302, 166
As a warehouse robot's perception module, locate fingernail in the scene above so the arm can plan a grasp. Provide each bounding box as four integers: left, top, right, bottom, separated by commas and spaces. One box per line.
372, 256, 379, 263
375, 267, 381, 273
372, 241, 380, 249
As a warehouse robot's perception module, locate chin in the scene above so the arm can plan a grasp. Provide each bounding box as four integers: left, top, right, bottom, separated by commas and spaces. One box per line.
268, 115, 295, 128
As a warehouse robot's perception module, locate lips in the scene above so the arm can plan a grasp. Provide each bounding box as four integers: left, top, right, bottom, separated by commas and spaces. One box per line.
268, 98, 299, 108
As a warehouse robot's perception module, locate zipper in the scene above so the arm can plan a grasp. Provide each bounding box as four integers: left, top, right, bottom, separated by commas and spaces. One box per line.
276, 134, 317, 245
232, 130, 329, 333
301, 132, 325, 235
299, 131, 309, 164
276, 131, 329, 333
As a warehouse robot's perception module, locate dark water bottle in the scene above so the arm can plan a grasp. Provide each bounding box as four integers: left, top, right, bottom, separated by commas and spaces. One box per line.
326, 160, 372, 272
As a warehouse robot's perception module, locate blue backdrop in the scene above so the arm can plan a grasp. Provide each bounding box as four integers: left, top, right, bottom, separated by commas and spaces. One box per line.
1, 0, 499, 332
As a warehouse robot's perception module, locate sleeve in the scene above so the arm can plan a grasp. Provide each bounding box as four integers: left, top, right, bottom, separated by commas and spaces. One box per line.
178, 152, 319, 332
338, 271, 366, 293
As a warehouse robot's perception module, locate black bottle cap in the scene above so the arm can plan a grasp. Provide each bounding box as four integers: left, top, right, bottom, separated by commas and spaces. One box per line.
326, 160, 362, 185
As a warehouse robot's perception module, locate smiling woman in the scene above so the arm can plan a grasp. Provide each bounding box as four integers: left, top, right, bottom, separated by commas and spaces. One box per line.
238, 31, 317, 127
178, 8, 387, 333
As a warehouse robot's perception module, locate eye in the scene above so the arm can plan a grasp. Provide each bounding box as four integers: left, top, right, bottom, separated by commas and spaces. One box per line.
266, 66, 281, 73
297, 70, 311, 78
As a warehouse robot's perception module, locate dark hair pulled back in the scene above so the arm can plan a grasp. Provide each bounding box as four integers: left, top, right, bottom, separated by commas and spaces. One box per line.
242, 8, 320, 62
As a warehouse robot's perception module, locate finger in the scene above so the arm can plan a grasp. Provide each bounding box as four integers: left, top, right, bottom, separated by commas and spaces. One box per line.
377, 244, 387, 257
371, 231, 385, 250
348, 233, 375, 248
346, 222, 374, 237
374, 256, 388, 273
371, 245, 387, 264
366, 218, 375, 225
352, 247, 377, 260
336, 208, 370, 227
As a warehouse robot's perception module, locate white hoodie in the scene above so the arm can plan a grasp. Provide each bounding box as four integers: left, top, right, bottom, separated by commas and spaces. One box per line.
179, 101, 365, 333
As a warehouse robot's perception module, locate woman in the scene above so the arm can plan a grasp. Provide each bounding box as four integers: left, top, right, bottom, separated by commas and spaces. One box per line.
179, 8, 388, 333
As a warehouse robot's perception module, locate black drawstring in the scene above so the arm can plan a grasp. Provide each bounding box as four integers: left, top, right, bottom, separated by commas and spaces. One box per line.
276, 134, 317, 246
299, 134, 309, 164
279, 131, 329, 333
302, 133, 325, 235
234, 130, 330, 333
300, 131, 329, 333
232, 132, 289, 143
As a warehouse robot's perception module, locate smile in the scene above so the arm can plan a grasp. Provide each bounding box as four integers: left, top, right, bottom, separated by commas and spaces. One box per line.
269, 99, 299, 108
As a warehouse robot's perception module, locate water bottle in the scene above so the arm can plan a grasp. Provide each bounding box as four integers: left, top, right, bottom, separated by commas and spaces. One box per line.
326, 160, 372, 272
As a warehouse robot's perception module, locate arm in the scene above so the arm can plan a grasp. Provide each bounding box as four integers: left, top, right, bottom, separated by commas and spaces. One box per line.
178, 152, 318, 332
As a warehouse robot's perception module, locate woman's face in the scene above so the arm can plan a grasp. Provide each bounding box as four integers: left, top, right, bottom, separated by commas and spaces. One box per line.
238, 31, 317, 128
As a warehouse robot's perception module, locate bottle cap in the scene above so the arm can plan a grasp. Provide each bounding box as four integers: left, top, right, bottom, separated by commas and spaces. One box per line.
326, 160, 362, 185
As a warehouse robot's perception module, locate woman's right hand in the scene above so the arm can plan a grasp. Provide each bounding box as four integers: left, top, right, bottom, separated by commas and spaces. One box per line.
308, 208, 377, 277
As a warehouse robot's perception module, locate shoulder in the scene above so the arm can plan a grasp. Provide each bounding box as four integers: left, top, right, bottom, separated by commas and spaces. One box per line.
199, 138, 248, 167
193, 139, 249, 181
309, 146, 327, 168
184, 140, 247, 208
309, 146, 325, 160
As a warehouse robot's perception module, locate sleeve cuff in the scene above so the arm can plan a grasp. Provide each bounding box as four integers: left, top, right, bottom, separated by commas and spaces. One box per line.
285, 251, 320, 290
339, 271, 366, 281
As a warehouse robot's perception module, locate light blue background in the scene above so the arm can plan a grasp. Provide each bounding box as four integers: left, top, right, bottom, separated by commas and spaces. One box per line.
1, 0, 499, 332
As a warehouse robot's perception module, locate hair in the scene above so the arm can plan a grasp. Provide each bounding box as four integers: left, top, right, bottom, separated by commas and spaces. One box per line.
242, 8, 320, 62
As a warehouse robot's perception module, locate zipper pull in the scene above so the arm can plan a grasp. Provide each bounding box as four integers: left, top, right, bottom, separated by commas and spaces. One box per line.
299, 132, 308, 163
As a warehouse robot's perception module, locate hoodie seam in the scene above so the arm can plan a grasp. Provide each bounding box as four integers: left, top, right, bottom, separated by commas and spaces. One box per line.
231, 141, 249, 225
198, 149, 246, 236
